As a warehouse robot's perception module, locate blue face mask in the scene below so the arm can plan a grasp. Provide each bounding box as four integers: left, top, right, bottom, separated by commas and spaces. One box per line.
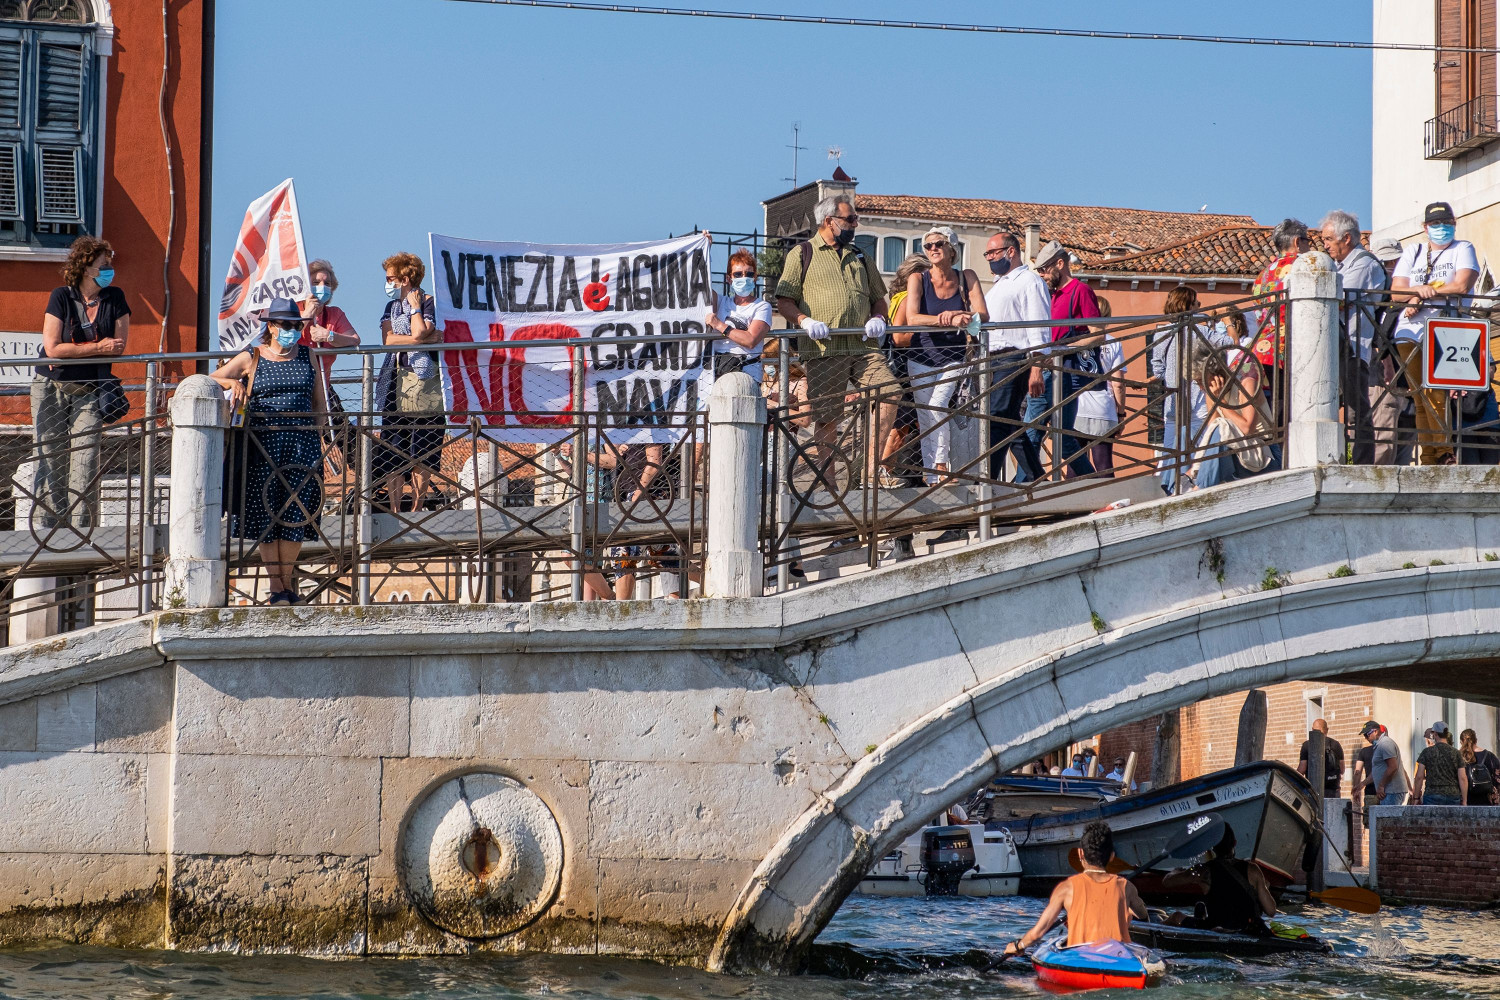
275, 325, 299, 348
384, 281, 402, 300
731, 276, 756, 297
95, 267, 115, 288
1428, 223, 1456, 246
312, 284, 333, 304
988, 256, 1012, 277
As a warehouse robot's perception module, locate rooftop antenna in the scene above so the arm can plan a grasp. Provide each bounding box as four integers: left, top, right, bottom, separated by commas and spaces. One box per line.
785, 122, 807, 188
827, 145, 844, 170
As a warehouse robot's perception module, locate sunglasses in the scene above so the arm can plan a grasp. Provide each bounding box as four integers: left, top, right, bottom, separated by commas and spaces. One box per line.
923, 241, 949, 251
730, 270, 756, 278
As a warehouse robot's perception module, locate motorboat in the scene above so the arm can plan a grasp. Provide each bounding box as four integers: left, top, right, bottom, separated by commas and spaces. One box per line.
982, 761, 1319, 900
854, 820, 1021, 897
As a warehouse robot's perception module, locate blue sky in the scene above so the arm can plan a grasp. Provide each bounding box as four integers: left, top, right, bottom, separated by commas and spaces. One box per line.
211, 0, 1373, 345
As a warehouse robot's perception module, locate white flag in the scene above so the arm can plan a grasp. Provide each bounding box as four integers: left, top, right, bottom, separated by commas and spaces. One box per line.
218, 178, 310, 351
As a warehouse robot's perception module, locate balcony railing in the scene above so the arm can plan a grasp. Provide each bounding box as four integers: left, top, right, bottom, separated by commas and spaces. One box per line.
1426, 94, 1500, 160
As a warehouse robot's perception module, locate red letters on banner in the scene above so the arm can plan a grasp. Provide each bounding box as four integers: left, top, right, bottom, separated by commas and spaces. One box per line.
438, 321, 579, 427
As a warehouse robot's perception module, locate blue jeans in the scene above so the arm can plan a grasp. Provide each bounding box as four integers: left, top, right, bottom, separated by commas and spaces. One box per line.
1424, 793, 1461, 805
1193, 426, 1283, 488
1019, 372, 1095, 482
1380, 791, 1407, 806
987, 351, 1044, 482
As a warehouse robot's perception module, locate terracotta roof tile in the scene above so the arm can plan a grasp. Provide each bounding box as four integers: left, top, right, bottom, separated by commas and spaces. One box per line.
1088, 226, 1368, 279
853, 194, 1257, 266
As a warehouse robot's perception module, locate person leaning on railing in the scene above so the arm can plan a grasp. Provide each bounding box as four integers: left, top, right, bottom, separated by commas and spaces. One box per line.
373, 251, 444, 511
773, 193, 895, 487
32, 235, 128, 529
899, 225, 988, 487
1183, 340, 1279, 489
980, 231, 1048, 483
1151, 285, 1232, 493
299, 259, 361, 472
209, 298, 330, 606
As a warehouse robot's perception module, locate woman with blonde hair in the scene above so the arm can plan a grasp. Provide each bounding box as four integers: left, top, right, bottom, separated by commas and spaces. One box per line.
881, 252, 931, 489
901, 226, 988, 483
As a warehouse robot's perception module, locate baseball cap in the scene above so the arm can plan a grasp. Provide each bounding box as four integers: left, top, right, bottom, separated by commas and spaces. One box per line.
1371, 238, 1404, 261
1360, 720, 1382, 738
1424, 201, 1456, 224
1430, 720, 1450, 737
1034, 240, 1069, 270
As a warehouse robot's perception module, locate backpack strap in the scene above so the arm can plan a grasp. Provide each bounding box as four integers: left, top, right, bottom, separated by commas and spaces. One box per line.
798, 239, 866, 284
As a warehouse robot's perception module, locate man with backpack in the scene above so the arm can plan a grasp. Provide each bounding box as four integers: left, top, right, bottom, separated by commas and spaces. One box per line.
1297, 718, 1345, 798
774, 194, 897, 487
1321, 210, 1391, 465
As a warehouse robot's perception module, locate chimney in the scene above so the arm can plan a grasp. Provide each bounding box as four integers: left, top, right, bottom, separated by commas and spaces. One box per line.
1025, 223, 1042, 263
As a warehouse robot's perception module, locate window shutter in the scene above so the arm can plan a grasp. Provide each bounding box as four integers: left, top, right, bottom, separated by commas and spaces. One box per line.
1482, 0, 1497, 100
1438, 0, 1466, 116
37, 42, 83, 130
0, 142, 18, 221
0, 39, 19, 129
36, 143, 81, 223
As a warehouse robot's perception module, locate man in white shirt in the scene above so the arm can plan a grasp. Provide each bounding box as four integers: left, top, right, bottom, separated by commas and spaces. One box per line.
982, 231, 1050, 482
1321, 210, 1395, 465
1391, 201, 1480, 465
1105, 756, 1138, 792
1060, 753, 1087, 777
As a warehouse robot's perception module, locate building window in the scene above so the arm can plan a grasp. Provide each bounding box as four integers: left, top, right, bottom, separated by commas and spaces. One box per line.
0, 0, 98, 250
852, 233, 876, 262
882, 235, 906, 273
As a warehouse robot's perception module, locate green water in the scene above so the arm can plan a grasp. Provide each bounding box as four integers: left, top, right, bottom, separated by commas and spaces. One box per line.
3, 895, 1498, 998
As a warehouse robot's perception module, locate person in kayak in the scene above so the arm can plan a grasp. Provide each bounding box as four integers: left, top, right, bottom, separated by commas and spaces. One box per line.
1004, 821, 1147, 955
1175, 826, 1277, 935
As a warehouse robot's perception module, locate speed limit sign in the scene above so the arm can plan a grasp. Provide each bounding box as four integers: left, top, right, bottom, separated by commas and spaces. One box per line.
1423, 318, 1491, 390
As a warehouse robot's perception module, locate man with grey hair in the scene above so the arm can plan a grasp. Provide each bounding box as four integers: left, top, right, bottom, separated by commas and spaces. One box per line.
775, 194, 896, 484
1321, 210, 1396, 463
1249, 218, 1311, 404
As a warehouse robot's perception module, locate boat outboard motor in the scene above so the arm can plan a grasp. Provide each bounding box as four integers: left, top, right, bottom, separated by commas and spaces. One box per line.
920, 825, 976, 896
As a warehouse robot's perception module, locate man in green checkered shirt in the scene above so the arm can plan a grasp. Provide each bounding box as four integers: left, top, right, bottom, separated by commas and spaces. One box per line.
774, 194, 898, 482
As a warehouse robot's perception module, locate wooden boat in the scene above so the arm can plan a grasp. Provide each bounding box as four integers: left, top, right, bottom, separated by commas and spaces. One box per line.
983, 761, 1319, 900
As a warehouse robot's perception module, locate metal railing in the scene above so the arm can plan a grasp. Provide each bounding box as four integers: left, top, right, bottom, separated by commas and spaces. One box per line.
1339, 288, 1500, 466
759, 293, 1290, 585
0, 291, 1311, 632
1426, 94, 1500, 160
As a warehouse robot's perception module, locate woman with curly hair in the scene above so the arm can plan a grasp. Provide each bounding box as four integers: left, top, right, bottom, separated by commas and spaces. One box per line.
32, 235, 129, 529
373, 251, 443, 511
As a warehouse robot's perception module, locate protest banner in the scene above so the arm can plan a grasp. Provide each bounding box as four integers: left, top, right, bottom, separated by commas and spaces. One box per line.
219, 179, 310, 351
429, 232, 713, 443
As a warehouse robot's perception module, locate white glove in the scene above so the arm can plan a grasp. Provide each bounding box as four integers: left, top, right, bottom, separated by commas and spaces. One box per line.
863, 315, 887, 341
800, 315, 831, 341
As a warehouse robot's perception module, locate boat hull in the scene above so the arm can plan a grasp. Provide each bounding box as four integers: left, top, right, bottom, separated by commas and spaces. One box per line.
854, 822, 1021, 898
1128, 920, 1331, 957
986, 761, 1318, 900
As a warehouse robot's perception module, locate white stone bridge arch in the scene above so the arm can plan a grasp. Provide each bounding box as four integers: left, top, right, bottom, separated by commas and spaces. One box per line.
2, 465, 1498, 968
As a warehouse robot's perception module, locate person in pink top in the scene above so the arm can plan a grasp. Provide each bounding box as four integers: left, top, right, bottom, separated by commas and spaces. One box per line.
1022, 241, 1103, 479
298, 258, 361, 389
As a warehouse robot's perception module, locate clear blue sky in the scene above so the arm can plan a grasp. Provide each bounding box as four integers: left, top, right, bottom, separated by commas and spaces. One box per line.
210, 0, 1373, 345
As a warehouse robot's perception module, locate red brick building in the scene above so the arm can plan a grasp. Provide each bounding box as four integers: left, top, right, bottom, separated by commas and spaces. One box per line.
0, 0, 211, 420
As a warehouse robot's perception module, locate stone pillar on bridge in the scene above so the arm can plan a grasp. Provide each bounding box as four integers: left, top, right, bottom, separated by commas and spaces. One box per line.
1287, 251, 1344, 468
705, 371, 766, 599
164, 374, 227, 609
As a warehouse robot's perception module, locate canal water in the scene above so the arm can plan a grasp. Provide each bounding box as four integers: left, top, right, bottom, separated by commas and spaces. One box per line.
3, 895, 1499, 998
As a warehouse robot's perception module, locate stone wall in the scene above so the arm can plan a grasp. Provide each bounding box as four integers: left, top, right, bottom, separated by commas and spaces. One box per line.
1370, 806, 1500, 906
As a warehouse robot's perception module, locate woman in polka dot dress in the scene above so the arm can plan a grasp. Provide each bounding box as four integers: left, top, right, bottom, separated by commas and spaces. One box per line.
211, 297, 329, 605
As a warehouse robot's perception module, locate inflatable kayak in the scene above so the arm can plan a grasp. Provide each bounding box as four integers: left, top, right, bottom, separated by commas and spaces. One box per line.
1031, 937, 1166, 990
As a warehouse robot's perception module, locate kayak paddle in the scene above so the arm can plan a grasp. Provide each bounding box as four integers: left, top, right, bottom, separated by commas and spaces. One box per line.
1292, 886, 1382, 914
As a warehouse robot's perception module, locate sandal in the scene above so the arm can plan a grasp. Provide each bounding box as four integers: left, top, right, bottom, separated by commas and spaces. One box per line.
267, 590, 292, 607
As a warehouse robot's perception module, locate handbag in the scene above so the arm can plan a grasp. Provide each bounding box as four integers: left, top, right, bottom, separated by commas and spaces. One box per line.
65, 290, 130, 424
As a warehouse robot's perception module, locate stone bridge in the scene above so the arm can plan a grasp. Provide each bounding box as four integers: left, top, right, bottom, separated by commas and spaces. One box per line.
2, 464, 1498, 970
